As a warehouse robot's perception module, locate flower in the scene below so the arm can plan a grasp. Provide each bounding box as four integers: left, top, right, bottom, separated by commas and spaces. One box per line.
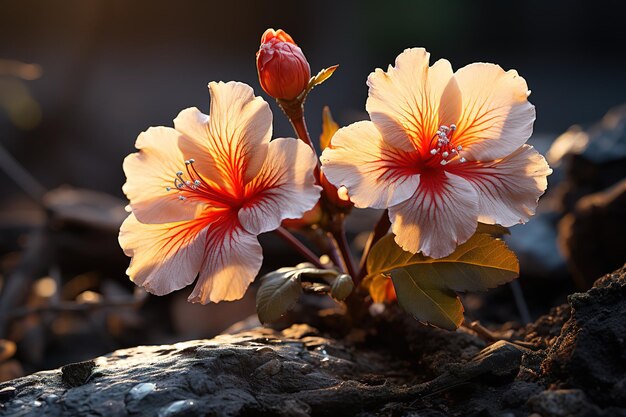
321, 48, 551, 259
256, 28, 311, 100
119, 81, 321, 303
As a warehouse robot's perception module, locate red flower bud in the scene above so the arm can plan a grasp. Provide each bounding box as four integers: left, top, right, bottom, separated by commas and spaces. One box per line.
256, 28, 311, 100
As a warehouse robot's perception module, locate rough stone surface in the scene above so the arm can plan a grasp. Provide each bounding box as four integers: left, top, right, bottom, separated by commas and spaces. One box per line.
559, 179, 626, 287
541, 267, 626, 408
1, 267, 625, 417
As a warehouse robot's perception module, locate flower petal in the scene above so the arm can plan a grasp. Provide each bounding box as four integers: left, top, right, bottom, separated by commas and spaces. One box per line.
172, 107, 225, 190
238, 138, 321, 235
122, 126, 204, 224
389, 172, 478, 258
174, 82, 272, 193
118, 213, 208, 296
448, 144, 552, 227
366, 48, 460, 154
188, 222, 263, 304
320, 121, 420, 209
452, 63, 535, 161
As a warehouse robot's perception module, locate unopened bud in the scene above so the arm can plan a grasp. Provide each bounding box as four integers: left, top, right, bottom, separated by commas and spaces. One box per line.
330, 274, 354, 301
256, 28, 311, 100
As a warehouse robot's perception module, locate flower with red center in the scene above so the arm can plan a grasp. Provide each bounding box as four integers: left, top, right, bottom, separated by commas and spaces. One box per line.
119, 81, 321, 303
256, 28, 311, 100
320, 48, 552, 258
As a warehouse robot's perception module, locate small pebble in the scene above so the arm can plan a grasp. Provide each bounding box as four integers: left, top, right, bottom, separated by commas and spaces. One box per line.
158, 399, 197, 417
127, 382, 156, 401
43, 394, 60, 404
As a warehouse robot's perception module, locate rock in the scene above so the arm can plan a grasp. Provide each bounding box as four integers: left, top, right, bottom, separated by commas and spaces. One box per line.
541, 266, 626, 407
550, 105, 626, 213
0, 387, 16, 403
60, 360, 96, 388
547, 105, 626, 288
527, 389, 598, 417
558, 179, 626, 287
1, 267, 626, 416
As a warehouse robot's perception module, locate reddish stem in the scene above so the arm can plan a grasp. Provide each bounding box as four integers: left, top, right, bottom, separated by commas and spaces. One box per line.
329, 215, 358, 279
274, 227, 324, 269
356, 209, 391, 283
325, 231, 347, 274
280, 101, 321, 181
278, 98, 357, 279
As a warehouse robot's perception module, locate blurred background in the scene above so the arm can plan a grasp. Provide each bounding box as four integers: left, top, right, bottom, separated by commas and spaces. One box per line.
1, 0, 625, 380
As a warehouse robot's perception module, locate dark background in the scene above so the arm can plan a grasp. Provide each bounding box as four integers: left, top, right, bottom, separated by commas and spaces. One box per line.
1, 0, 625, 196
0, 0, 625, 376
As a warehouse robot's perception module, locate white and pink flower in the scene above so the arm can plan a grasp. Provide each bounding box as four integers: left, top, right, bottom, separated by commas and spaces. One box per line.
119, 81, 321, 303
321, 48, 551, 259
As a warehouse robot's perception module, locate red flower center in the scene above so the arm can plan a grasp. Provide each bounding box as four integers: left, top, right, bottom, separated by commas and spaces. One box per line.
167, 159, 241, 209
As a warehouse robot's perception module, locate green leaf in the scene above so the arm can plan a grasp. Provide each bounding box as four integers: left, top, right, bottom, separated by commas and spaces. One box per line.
366, 233, 518, 291
366, 232, 519, 329
319, 106, 339, 151
391, 267, 463, 330
256, 266, 339, 323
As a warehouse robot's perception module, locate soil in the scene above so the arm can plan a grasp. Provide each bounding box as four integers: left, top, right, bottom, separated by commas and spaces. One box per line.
0, 266, 625, 417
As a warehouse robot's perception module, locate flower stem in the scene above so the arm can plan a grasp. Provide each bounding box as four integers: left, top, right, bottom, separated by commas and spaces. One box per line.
356, 209, 391, 283
277, 98, 356, 279
329, 214, 357, 279
277, 99, 321, 179
274, 227, 324, 269
325, 231, 347, 274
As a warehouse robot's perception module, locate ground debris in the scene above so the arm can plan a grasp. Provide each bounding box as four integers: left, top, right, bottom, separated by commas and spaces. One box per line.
1, 267, 625, 416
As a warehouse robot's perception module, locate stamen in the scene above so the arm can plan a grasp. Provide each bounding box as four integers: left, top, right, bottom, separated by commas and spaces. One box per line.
171, 157, 229, 205
428, 124, 468, 165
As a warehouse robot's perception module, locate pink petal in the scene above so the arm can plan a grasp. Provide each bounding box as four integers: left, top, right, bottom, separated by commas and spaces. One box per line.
366, 48, 460, 154
175, 82, 272, 193
188, 221, 263, 304
320, 121, 420, 209
389, 172, 478, 258
452, 63, 535, 161
448, 144, 552, 227
118, 213, 208, 296
238, 138, 321, 235
122, 126, 204, 224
